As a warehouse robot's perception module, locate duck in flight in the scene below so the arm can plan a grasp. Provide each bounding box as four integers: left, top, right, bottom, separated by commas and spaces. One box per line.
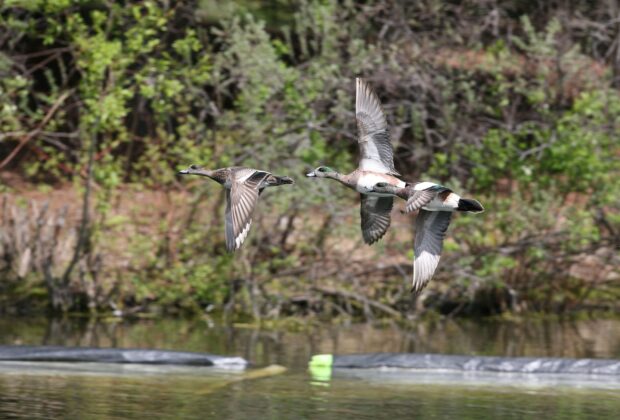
370, 181, 483, 294
178, 165, 294, 252
306, 78, 405, 244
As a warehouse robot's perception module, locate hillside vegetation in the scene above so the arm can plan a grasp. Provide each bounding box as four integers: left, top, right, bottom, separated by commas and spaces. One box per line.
0, 0, 618, 319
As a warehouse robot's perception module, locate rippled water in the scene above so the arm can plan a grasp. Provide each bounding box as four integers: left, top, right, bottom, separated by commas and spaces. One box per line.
0, 317, 619, 418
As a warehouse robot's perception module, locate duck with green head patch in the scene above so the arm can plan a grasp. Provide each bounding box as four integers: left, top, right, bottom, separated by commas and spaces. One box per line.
178, 165, 294, 252
306, 78, 406, 245
370, 181, 483, 294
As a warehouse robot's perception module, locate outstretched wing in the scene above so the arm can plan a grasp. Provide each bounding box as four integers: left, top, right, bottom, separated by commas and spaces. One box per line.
412, 210, 452, 294
356, 78, 400, 176
405, 190, 437, 213
360, 195, 393, 244
224, 170, 270, 252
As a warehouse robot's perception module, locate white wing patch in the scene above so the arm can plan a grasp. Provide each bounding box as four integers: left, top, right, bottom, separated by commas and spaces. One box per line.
412, 250, 438, 294
411, 210, 452, 294
414, 182, 438, 191
235, 220, 252, 250
445, 192, 460, 208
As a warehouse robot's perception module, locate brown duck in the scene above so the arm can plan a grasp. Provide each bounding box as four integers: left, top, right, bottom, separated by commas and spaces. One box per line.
178, 166, 294, 252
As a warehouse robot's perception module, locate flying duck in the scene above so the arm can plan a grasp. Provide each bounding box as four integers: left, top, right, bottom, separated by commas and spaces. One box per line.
306, 78, 405, 244
371, 181, 483, 294
178, 165, 294, 252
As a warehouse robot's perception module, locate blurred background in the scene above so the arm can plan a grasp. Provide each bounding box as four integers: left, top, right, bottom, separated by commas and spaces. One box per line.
0, 0, 618, 321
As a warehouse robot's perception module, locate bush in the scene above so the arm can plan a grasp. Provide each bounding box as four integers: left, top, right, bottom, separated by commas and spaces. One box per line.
0, 0, 618, 318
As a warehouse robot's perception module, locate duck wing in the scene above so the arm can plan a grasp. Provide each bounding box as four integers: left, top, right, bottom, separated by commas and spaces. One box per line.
225, 169, 270, 252
360, 195, 393, 244
355, 78, 400, 176
412, 210, 452, 294
405, 190, 437, 213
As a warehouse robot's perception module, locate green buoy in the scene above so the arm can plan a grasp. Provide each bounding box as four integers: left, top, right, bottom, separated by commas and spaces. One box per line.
309, 354, 333, 382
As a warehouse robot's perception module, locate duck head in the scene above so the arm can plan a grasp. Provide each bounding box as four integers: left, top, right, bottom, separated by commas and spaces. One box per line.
178, 164, 210, 177
306, 166, 336, 178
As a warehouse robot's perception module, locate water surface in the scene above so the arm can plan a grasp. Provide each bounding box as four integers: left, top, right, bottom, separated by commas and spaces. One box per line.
0, 317, 619, 419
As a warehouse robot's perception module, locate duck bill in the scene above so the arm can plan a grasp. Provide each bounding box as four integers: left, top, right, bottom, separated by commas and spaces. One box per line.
306, 171, 316, 177
178, 169, 190, 175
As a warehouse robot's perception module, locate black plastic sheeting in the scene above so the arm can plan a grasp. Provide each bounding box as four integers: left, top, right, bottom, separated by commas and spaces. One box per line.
331, 353, 620, 375
0, 346, 247, 368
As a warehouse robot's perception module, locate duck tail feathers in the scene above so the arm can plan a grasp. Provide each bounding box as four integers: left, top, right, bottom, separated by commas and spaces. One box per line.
457, 198, 484, 213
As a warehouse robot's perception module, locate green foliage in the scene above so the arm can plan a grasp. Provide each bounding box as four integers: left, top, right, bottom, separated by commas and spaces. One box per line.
461, 90, 619, 194
0, 0, 618, 317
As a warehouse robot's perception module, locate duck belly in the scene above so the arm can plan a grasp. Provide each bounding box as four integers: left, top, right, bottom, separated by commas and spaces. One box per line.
356, 173, 405, 194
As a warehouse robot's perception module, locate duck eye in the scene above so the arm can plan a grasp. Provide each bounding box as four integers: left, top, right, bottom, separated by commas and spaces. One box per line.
190, 165, 198, 170
318, 167, 326, 172
376, 182, 387, 187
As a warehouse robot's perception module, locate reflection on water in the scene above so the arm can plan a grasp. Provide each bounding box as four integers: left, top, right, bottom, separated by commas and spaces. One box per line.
1, 317, 619, 366
0, 317, 619, 418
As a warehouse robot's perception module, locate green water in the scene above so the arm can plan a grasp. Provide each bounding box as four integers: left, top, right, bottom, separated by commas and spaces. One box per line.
0, 317, 619, 419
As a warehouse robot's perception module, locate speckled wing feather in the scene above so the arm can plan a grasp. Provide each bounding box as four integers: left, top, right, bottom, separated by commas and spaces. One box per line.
360, 195, 393, 244
224, 169, 270, 252
405, 190, 437, 213
355, 78, 400, 176
412, 210, 452, 294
